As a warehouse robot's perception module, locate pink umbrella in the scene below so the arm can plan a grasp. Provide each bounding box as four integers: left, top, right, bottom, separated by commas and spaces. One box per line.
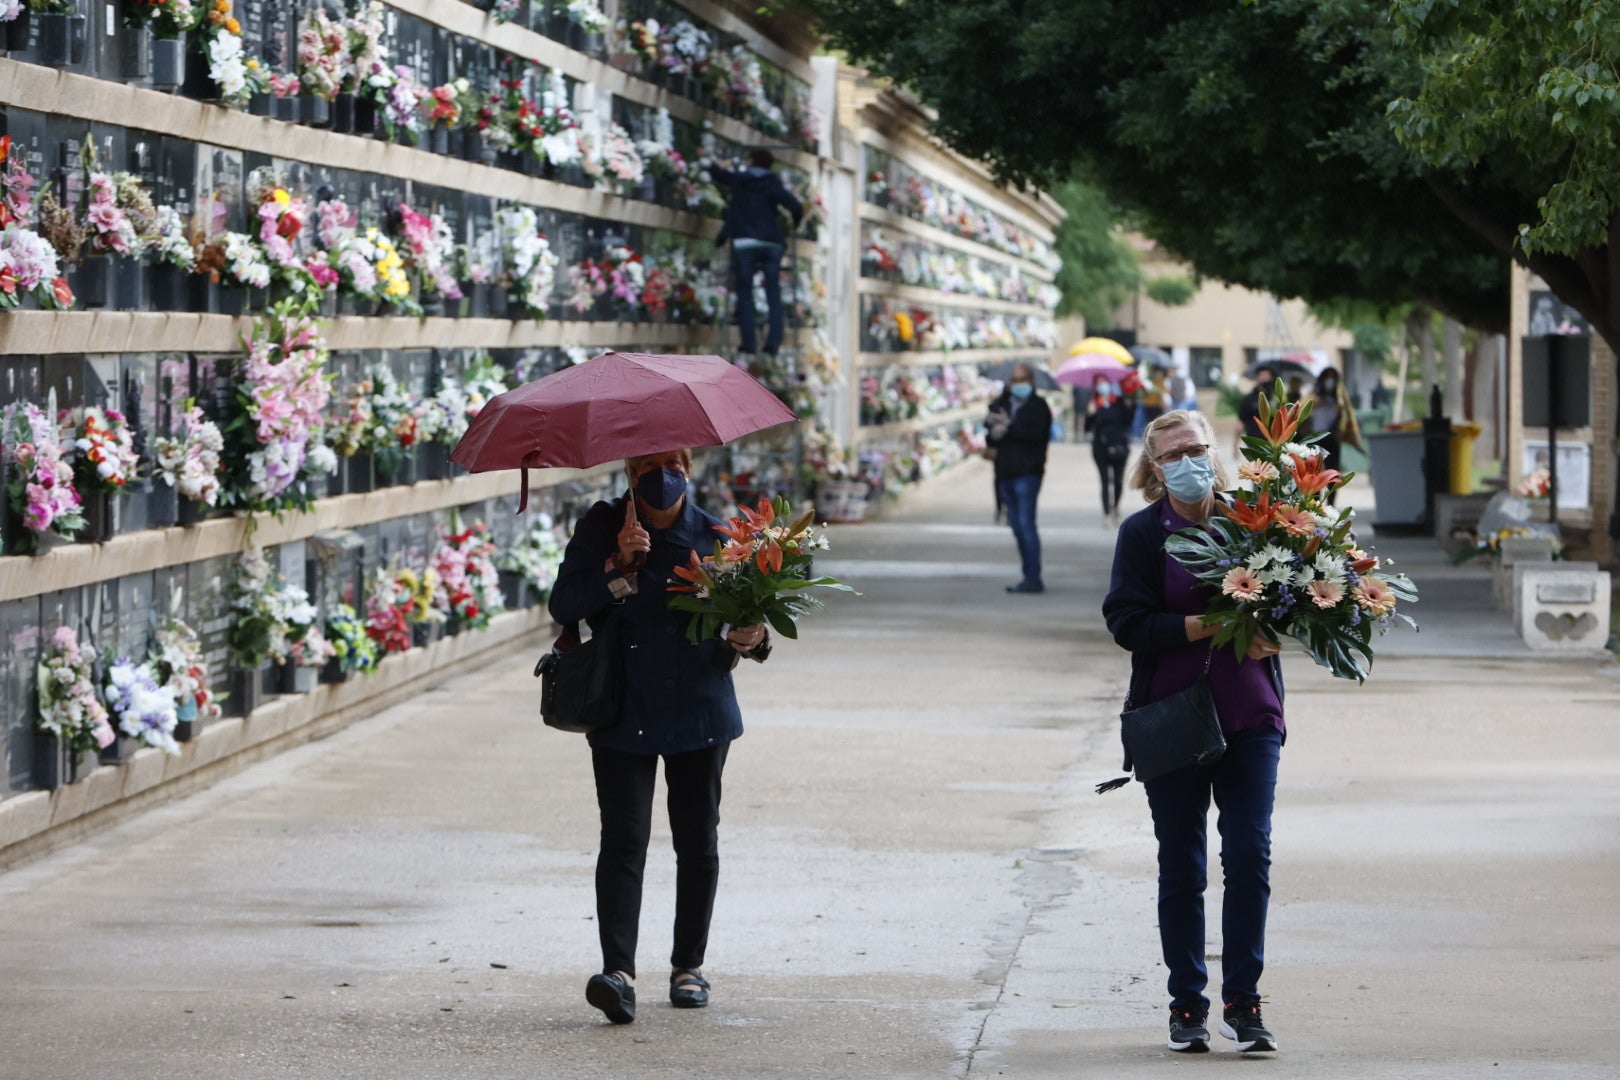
450, 351, 798, 509
1055, 354, 1133, 387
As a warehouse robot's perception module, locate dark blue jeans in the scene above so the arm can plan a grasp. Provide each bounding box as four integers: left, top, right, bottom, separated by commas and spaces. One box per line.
1143, 726, 1281, 1011
995, 473, 1043, 585
732, 243, 784, 353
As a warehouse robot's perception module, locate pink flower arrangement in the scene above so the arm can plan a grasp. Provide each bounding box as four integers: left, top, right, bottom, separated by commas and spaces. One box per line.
1220, 566, 1265, 603
2, 400, 84, 541
66, 406, 141, 491
37, 626, 116, 753
236, 305, 336, 507
429, 518, 503, 630
395, 203, 463, 300
1, 134, 35, 228
85, 173, 139, 255
152, 405, 224, 505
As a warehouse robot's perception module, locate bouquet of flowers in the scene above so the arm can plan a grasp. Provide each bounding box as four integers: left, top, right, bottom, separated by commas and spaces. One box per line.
152, 403, 224, 506
151, 205, 196, 270
429, 516, 503, 630
588, 123, 645, 191
296, 5, 348, 101
422, 78, 472, 129
494, 205, 557, 318
153, 615, 223, 724
65, 405, 141, 493
105, 656, 180, 755
325, 603, 380, 674
198, 0, 269, 106
1164, 390, 1418, 681
396, 203, 462, 302
617, 18, 662, 67
254, 184, 317, 298
667, 496, 853, 643
565, 0, 608, 34
37, 626, 116, 753
123, 0, 199, 37
224, 301, 336, 512
461, 353, 509, 422
363, 573, 413, 654
227, 547, 320, 668
333, 363, 417, 478
414, 371, 470, 448
85, 172, 141, 256
497, 515, 567, 602
2, 399, 85, 544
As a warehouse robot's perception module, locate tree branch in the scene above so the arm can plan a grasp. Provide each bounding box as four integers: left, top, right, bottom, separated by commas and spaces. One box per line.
1423, 176, 1519, 258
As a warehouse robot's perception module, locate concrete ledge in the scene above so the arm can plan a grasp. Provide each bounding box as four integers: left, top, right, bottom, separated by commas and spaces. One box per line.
0, 607, 551, 870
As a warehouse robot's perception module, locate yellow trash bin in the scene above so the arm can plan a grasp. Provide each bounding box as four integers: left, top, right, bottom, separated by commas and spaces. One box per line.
1449, 422, 1482, 493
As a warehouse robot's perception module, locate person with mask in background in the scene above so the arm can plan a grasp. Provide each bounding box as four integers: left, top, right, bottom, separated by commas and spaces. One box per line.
550, 450, 773, 1025
986, 363, 1053, 593
708, 149, 804, 359
1102, 410, 1285, 1056
1308, 367, 1362, 505
1086, 374, 1133, 525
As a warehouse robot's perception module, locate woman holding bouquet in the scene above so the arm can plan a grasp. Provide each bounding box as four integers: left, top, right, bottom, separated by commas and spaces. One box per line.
550, 449, 770, 1025
1101, 410, 1285, 1055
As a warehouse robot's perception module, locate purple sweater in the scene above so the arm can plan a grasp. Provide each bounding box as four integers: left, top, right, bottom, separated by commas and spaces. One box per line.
1148, 505, 1286, 737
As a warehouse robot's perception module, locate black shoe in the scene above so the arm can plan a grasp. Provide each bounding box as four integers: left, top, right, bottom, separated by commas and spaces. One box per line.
586, 972, 635, 1024
1167, 1004, 1210, 1053
670, 969, 710, 1009
1220, 1000, 1276, 1052
1005, 581, 1045, 594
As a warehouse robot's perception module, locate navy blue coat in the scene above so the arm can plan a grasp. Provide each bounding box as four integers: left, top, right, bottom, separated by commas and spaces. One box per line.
712, 165, 803, 247
549, 496, 746, 756
1101, 499, 1285, 767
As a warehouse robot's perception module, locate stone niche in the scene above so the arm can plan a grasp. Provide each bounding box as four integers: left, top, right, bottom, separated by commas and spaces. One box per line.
1517, 568, 1613, 655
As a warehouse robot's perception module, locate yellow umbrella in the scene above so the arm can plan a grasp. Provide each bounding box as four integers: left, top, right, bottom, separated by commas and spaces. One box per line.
1067, 337, 1135, 364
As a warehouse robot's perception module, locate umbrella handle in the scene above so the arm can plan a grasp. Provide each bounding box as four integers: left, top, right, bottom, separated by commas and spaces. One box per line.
619, 487, 648, 573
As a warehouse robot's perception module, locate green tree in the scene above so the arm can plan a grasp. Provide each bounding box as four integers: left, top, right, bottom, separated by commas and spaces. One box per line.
1051, 177, 1141, 329
1145, 274, 1199, 307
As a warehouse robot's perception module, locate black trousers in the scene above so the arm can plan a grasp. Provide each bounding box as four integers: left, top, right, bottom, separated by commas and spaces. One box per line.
1318, 431, 1342, 506
1094, 444, 1126, 514
591, 743, 729, 978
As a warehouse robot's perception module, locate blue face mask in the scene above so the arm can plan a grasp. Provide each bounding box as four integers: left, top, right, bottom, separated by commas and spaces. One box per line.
635, 466, 688, 510
1096, 381, 1114, 397
1161, 453, 1216, 503
1010, 382, 1034, 400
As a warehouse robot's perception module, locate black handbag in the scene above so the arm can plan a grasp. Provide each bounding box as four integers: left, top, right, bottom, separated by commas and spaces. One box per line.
533, 604, 624, 734
1097, 647, 1226, 792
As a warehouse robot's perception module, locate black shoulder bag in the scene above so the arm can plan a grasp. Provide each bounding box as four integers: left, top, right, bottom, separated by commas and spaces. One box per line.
534, 604, 625, 733
1097, 645, 1225, 792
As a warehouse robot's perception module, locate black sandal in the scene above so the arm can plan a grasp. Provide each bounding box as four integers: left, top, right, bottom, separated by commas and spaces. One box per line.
670, 969, 710, 1009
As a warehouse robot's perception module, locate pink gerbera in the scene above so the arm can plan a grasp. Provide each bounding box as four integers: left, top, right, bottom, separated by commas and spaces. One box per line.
1238, 459, 1278, 484
1221, 566, 1266, 602
1307, 579, 1344, 609
1274, 504, 1316, 538
1352, 577, 1396, 616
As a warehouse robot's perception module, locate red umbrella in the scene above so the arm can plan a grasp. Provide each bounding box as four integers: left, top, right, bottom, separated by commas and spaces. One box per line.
450, 351, 798, 509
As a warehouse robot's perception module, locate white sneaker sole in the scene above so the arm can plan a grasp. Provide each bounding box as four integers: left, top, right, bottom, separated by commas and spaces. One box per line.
1219, 1020, 1277, 1052
1167, 1033, 1210, 1053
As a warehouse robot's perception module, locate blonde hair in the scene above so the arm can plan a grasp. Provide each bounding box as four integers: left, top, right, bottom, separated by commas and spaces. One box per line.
1128, 409, 1230, 502
625, 449, 694, 477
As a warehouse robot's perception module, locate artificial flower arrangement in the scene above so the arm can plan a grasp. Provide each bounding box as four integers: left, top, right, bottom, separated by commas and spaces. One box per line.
152, 614, 223, 725
33, 186, 85, 308
151, 402, 224, 506
565, 0, 609, 34
583, 122, 645, 192
331, 362, 417, 479
395, 202, 462, 303
493, 205, 558, 318
325, 602, 380, 674
253, 183, 317, 298
363, 569, 414, 654
616, 18, 663, 68
429, 515, 504, 630
226, 546, 321, 669
197, 0, 269, 107
64, 404, 141, 498
0, 135, 73, 311
460, 353, 509, 424
667, 496, 853, 644
121, 0, 200, 38
1, 399, 85, 546
496, 514, 567, 603
1163, 389, 1419, 682
84, 171, 143, 257
312, 197, 376, 299
296, 5, 348, 102
660, 19, 714, 78
412, 370, 471, 449
105, 655, 180, 755
1517, 468, 1552, 500
37, 625, 116, 753
422, 77, 472, 130
368, 227, 418, 313
220, 301, 337, 513
374, 62, 426, 144
150, 205, 196, 271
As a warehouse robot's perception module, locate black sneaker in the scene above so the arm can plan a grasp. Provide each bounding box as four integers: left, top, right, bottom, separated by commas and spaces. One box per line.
1167, 1004, 1210, 1053
586, 972, 636, 1024
1220, 1000, 1276, 1052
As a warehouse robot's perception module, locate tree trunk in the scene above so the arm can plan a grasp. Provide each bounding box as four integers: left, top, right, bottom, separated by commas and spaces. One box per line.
1442, 317, 1464, 420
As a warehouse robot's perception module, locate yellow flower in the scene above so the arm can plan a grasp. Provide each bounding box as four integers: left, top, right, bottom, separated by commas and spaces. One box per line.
225, 16, 240, 33
895, 311, 914, 343
272, 188, 290, 206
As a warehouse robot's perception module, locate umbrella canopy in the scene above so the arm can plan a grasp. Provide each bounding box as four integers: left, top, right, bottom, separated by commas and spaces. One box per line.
1129, 345, 1174, 369
1067, 336, 1134, 364
1055, 355, 1133, 387
982, 360, 1059, 391
450, 352, 798, 479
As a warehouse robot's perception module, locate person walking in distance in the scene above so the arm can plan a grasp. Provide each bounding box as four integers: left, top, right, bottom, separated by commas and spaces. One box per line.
985, 363, 1052, 593
1235, 368, 1277, 450
1085, 375, 1133, 524
708, 149, 803, 359
1308, 367, 1362, 506
1102, 410, 1285, 1056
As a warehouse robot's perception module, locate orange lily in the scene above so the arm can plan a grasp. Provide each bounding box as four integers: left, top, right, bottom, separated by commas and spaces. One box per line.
669, 550, 712, 593
1220, 490, 1276, 533
755, 540, 783, 574
1288, 452, 1342, 496
714, 516, 755, 544
739, 496, 776, 531
1258, 402, 1304, 447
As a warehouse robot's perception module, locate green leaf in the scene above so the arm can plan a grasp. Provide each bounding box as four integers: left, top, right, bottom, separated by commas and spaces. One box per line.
764, 609, 798, 639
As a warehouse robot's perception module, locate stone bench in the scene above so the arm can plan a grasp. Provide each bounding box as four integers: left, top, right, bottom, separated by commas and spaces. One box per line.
1435, 493, 1496, 554
1492, 536, 1559, 610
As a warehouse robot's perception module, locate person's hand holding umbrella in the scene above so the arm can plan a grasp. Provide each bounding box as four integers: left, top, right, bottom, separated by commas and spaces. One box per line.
615, 499, 651, 575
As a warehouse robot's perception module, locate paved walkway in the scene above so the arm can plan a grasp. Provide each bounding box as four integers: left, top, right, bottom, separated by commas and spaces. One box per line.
1, 445, 1617, 1079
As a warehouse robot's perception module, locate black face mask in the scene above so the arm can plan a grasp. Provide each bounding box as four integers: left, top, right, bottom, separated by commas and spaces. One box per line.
635, 466, 687, 510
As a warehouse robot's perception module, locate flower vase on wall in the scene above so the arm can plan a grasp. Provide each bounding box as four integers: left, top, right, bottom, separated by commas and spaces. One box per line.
248, 93, 272, 117
416, 442, 449, 481
277, 661, 316, 694
332, 92, 355, 133
180, 39, 214, 100
353, 96, 377, 135
6, 7, 31, 52
173, 696, 203, 742
226, 665, 264, 718
302, 95, 332, 128
80, 491, 121, 543
99, 729, 139, 766
150, 34, 185, 88
461, 128, 484, 163
343, 453, 374, 494
410, 621, 439, 649
34, 13, 68, 66
150, 263, 189, 310
319, 657, 347, 685
176, 497, 210, 526
148, 484, 179, 528
428, 121, 450, 156
73, 255, 112, 309
119, 24, 152, 81
112, 255, 146, 310
498, 569, 528, 611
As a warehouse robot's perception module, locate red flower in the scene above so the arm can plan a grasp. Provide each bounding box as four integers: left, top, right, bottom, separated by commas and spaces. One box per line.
51, 277, 74, 308
0, 265, 16, 297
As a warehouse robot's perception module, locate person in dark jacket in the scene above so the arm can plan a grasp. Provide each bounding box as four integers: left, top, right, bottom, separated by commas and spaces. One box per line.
709, 149, 804, 356
985, 364, 1053, 593
1101, 409, 1285, 1056
550, 449, 770, 1025
1084, 375, 1133, 524
1235, 367, 1276, 449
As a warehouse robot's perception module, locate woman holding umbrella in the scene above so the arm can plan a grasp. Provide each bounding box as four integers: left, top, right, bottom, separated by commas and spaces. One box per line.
551, 448, 771, 1024
1085, 376, 1134, 524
